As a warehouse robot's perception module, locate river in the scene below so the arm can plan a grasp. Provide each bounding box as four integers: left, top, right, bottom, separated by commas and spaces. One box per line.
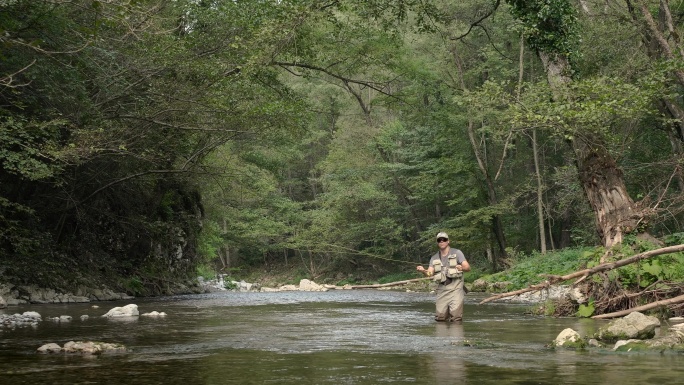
1, 290, 683, 384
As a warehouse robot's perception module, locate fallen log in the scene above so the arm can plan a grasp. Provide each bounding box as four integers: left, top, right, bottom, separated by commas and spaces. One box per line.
592, 293, 684, 319
347, 277, 430, 289
479, 244, 684, 305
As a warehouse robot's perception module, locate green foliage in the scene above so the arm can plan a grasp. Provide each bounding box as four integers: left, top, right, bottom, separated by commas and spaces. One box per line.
616, 255, 683, 289
0, 117, 65, 180
483, 247, 597, 290
224, 280, 238, 290
120, 276, 144, 296
196, 221, 224, 263
506, 0, 579, 57
576, 298, 595, 318
196, 264, 216, 281
377, 272, 414, 284
664, 232, 684, 246
3, 0, 684, 295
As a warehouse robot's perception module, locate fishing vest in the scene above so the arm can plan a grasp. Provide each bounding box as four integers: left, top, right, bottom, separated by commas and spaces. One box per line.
432, 252, 463, 283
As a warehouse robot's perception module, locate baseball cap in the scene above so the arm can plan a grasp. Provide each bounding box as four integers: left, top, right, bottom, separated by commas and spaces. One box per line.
436, 232, 449, 240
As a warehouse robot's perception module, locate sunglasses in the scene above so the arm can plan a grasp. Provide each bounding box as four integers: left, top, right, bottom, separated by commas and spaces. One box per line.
437, 238, 448, 243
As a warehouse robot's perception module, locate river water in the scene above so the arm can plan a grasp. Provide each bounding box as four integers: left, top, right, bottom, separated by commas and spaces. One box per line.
1, 290, 683, 384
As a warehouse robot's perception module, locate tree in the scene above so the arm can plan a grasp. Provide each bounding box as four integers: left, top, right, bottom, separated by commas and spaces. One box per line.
505, 0, 653, 249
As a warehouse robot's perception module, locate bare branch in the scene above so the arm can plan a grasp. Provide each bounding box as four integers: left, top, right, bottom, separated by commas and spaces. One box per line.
451, 0, 501, 41
592, 293, 684, 319
479, 244, 684, 304
273, 61, 395, 97
0, 59, 36, 88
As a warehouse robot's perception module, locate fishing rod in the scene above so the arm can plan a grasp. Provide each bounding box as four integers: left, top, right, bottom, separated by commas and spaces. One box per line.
293, 242, 425, 265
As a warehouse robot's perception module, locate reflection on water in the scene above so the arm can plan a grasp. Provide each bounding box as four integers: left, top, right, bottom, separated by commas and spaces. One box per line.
1, 290, 683, 384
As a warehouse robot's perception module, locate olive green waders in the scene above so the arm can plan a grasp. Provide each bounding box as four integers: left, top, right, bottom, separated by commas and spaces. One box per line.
434, 278, 464, 322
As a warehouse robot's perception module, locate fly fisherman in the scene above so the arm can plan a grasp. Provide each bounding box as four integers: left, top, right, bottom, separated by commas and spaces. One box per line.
416, 232, 471, 322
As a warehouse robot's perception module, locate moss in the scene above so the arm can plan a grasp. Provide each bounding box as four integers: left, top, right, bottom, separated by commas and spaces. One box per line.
595, 331, 631, 344
557, 339, 588, 350
614, 341, 651, 352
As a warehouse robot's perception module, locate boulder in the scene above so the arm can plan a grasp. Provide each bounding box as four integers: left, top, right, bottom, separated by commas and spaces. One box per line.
36, 343, 63, 354
608, 323, 684, 352
471, 279, 488, 292
38, 341, 126, 355
102, 304, 139, 318
299, 279, 327, 292
22, 311, 41, 319
237, 280, 253, 292
554, 328, 583, 348
566, 287, 587, 304
278, 284, 298, 291
595, 311, 660, 343
141, 311, 167, 317
63, 341, 126, 354
0, 311, 42, 329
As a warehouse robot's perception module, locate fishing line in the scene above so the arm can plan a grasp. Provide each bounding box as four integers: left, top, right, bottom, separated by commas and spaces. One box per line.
293, 242, 426, 266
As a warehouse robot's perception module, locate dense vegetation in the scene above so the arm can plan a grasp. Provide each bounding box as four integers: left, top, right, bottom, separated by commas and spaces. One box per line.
2, 1, 684, 314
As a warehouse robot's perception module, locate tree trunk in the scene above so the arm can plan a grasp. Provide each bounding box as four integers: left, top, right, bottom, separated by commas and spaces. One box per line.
532, 129, 547, 253
518, 36, 547, 253
466, 120, 508, 268
573, 132, 641, 248
453, 41, 509, 267
539, 51, 643, 248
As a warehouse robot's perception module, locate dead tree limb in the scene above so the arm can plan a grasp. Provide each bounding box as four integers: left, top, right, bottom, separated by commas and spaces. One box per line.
592, 294, 684, 319
337, 277, 430, 289
479, 244, 684, 305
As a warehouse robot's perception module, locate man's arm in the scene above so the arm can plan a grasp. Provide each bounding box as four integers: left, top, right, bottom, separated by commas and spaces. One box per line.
416, 265, 434, 276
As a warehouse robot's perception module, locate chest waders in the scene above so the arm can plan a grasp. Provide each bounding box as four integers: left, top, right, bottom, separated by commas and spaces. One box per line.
432, 254, 464, 322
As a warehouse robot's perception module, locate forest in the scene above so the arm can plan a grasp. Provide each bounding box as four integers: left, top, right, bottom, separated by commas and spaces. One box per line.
2, 0, 684, 313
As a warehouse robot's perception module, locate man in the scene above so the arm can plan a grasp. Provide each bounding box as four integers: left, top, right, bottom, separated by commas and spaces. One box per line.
417, 232, 471, 322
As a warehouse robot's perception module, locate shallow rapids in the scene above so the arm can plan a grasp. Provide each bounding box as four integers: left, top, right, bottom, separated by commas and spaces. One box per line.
1, 290, 683, 384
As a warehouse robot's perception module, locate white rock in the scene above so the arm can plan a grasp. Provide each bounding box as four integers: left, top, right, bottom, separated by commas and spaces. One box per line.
141, 311, 167, 317
37, 343, 62, 353
63, 340, 126, 354
597, 311, 660, 341
566, 287, 587, 304
554, 328, 582, 347
102, 304, 139, 318
613, 339, 642, 351
22, 311, 41, 319
299, 279, 327, 292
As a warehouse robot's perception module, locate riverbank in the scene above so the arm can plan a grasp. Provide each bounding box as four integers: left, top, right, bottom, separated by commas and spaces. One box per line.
2, 241, 683, 321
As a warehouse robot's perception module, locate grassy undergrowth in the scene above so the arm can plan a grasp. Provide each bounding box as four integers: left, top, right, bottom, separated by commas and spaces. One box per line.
480, 247, 599, 292
478, 237, 684, 294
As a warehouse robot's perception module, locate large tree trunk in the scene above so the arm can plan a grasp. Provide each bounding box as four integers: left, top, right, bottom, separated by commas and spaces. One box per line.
539, 52, 643, 248
573, 133, 641, 247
